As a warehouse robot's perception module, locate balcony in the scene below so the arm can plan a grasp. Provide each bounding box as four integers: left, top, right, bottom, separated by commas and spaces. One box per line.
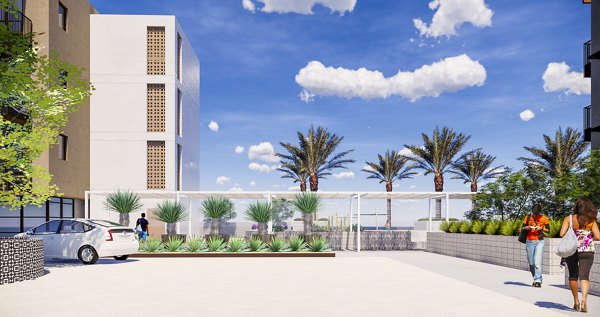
584, 40, 592, 78
584, 105, 592, 142
0, 8, 32, 35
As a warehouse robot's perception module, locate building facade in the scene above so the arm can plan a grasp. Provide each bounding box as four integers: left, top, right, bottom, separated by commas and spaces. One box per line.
585, 0, 600, 149
89, 15, 200, 221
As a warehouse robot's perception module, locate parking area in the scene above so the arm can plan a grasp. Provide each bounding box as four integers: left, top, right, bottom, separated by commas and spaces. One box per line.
0, 251, 596, 316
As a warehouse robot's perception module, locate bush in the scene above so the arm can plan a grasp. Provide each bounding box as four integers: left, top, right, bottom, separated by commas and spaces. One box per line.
484, 221, 501, 235
267, 237, 290, 252
207, 237, 226, 252
548, 218, 563, 238
249, 237, 267, 252
227, 237, 248, 252
139, 237, 163, 253
471, 220, 486, 234
308, 236, 331, 252
164, 236, 184, 252
439, 221, 450, 233
448, 221, 460, 233
499, 220, 517, 236
459, 221, 472, 234
289, 236, 308, 252
185, 236, 207, 252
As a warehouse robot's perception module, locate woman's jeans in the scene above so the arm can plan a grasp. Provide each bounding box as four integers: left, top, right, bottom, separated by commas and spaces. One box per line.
525, 239, 545, 283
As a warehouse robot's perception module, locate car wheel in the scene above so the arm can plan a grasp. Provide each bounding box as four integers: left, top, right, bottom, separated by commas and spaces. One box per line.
78, 245, 98, 264
113, 255, 129, 261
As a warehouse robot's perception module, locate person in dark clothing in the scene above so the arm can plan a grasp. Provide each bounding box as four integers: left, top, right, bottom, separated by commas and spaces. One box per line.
136, 213, 149, 241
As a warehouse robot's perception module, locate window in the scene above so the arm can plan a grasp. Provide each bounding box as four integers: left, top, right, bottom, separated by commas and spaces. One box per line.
58, 134, 67, 160
32, 220, 60, 234
147, 27, 165, 75
177, 89, 182, 136
147, 84, 166, 132
59, 220, 85, 234
177, 144, 182, 191
58, 2, 67, 31
147, 141, 166, 189
177, 33, 182, 81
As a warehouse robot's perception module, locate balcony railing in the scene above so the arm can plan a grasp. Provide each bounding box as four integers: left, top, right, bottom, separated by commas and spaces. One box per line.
584, 40, 592, 78
0, 8, 32, 35
584, 105, 592, 142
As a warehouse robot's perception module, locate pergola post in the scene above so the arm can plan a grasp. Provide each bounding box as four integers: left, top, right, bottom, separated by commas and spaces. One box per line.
357, 193, 361, 253
445, 193, 450, 222
267, 193, 273, 234
84, 191, 89, 219
428, 197, 432, 232
176, 192, 181, 233
349, 195, 353, 232
187, 196, 192, 236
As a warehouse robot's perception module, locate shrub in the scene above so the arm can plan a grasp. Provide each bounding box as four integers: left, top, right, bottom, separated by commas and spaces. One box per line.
267, 237, 290, 252
499, 220, 517, 236
484, 221, 501, 235
207, 237, 226, 252
459, 221, 472, 234
164, 236, 184, 252
185, 236, 207, 252
448, 221, 460, 233
248, 237, 267, 252
139, 237, 163, 253
289, 236, 308, 252
227, 237, 248, 252
439, 221, 450, 233
548, 218, 563, 238
308, 236, 331, 252
471, 220, 486, 234
153, 200, 188, 224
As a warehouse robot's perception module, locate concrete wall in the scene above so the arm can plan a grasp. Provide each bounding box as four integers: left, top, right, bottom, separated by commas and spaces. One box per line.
427, 232, 563, 275
0, 238, 44, 285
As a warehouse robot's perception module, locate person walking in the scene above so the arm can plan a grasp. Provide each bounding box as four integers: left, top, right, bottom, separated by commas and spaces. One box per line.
560, 197, 600, 313
136, 212, 150, 241
522, 204, 550, 288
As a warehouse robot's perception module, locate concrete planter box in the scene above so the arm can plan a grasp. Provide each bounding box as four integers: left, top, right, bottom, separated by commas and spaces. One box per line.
426, 232, 562, 274
0, 238, 45, 285
243, 231, 416, 250
131, 252, 335, 258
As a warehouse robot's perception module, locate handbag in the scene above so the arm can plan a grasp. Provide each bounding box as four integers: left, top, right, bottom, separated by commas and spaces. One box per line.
135, 224, 142, 233
556, 215, 578, 258
518, 214, 531, 244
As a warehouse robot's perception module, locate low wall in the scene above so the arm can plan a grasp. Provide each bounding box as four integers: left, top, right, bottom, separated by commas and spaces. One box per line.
427, 232, 562, 275
0, 238, 45, 285
564, 246, 600, 296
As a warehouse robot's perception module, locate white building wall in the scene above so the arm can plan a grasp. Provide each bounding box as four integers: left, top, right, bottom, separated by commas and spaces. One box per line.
89, 15, 200, 221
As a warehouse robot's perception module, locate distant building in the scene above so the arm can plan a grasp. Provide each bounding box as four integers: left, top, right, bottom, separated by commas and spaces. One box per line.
584, 0, 600, 149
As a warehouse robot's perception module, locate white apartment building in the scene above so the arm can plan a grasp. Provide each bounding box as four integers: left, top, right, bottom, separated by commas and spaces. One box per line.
89, 15, 200, 221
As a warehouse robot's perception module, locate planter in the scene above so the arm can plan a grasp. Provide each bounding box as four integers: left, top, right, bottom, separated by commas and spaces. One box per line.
426, 232, 563, 274
130, 252, 335, 258
160, 234, 186, 243
0, 238, 44, 285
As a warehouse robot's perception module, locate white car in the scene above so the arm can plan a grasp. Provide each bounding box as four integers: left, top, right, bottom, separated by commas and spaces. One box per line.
15, 219, 139, 264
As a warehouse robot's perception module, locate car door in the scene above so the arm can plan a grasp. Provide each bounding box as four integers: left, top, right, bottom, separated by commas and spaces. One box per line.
31, 220, 62, 257
56, 220, 87, 259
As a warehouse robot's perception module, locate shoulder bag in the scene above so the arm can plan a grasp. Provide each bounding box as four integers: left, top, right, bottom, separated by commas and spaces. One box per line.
518, 214, 531, 244
556, 215, 578, 258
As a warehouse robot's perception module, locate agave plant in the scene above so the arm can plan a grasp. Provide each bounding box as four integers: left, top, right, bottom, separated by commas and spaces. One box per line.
207, 237, 226, 252
153, 200, 187, 235
104, 190, 143, 226
227, 237, 249, 252
248, 237, 267, 252
267, 237, 290, 252
308, 236, 331, 252
165, 236, 184, 252
292, 192, 322, 237
185, 236, 207, 252
245, 201, 273, 236
201, 196, 234, 236
139, 237, 163, 253
289, 236, 308, 252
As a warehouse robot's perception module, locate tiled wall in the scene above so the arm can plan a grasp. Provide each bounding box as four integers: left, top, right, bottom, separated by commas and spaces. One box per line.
426, 232, 563, 274
0, 238, 44, 285
564, 249, 600, 296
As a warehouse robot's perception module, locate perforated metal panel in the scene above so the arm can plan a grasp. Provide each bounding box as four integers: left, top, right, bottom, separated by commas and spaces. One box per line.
147, 141, 166, 189
147, 84, 165, 132
147, 26, 165, 75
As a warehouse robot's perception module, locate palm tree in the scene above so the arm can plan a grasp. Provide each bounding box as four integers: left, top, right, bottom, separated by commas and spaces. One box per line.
405, 126, 470, 218
277, 154, 308, 191
362, 150, 417, 227
245, 201, 273, 236
278, 126, 354, 192
200, 196, 234, 236
104, 190, 143, 226
292, 192, 322, 237
450, 149, 504, 192
518, 127, 588, 214
153, 200, 187, 235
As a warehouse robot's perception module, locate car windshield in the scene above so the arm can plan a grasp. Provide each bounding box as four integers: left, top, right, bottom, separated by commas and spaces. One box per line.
89, 220, 123, 227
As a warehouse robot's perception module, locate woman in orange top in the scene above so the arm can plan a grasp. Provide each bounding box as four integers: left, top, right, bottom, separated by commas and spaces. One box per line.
522, 204, 549, 288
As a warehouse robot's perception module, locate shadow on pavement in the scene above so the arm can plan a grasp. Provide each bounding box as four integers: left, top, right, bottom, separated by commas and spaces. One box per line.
535, 301, 573, 311
45, 258, 139, 268
504, 281, 531, 287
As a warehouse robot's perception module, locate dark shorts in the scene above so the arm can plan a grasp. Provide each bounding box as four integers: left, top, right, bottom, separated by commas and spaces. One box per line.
566, 252, 595, 281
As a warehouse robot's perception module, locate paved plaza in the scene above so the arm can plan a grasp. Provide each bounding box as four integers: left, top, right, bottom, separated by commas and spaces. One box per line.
0, 251, 598, 316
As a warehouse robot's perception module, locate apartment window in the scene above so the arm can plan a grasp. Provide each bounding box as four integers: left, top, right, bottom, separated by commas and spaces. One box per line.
147, 26, 166, 75
177, 33, 182, 81
58, 2, 67, 31
58, 134, 67, 160
147, 84, 165, 132
177, 144, 182, 191
177, 89, 182, 136
58, 70, 68, 87
147, 141, 166, 189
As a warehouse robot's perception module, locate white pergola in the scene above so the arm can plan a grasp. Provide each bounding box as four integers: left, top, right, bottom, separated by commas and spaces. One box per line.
85, 190, 475, 252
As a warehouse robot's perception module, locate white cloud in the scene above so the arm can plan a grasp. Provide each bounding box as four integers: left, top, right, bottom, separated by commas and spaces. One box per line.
398, 148, 413, 156
413, 0, 493, 38
242, 0, 356, 15
250, 181, 256, 186
208, 121, 219, 132
409, 185, 417, 189
229, 184, 244, 192
288, 186, 300, 191
333, 171, 355, 179
542, 62, 591, 95
216, 176, 231, 185
248, 142, 279, 163
249, 162, 271, 173
362, 164, 375, 172
519, 109, 535, 122
295, 54, 486, 102
235, 146, 244, 154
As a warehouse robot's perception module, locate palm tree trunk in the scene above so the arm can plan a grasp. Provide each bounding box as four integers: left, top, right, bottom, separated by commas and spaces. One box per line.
300, 181, 307, 192
119, 213, 130, 227
258, 222, 267, 236
211, 218, 220, 235
470, 182, 477, 211
166, 223, 176, 235
309, 173, 318, 191
434, 174, 444, 219
303, 212, 312, 237
386, 182, 392, 227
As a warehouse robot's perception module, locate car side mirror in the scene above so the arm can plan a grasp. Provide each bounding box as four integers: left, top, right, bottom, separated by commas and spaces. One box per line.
26, 229, 33, 235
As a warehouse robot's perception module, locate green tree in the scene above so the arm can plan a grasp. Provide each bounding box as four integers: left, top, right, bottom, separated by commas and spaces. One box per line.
276, 155, 308, 192
104, 190, 143, 226
405, 126, 470, 218
450, 149, 504, 192
278, 126, 354, 192
272, 198, 295, 228
362, 149, 416, 227
0, 0, 92, 208
292, 192, 322, 237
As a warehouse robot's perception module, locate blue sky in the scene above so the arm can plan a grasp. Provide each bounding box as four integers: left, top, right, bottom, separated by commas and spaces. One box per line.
88, 0, 591, 224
